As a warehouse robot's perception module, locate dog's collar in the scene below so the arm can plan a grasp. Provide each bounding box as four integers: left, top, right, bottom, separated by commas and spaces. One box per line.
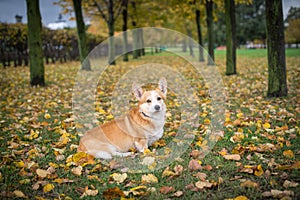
141, 111, 151, 118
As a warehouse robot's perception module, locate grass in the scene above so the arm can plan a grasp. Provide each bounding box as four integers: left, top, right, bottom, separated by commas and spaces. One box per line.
0, 51, 299, 199
215, 48, 300, 58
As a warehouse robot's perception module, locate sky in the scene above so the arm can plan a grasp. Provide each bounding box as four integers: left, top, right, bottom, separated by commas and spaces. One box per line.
0, 0, 299, 29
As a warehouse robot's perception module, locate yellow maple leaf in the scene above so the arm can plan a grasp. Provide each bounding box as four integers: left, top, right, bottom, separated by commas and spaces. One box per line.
43, 183, 55, 193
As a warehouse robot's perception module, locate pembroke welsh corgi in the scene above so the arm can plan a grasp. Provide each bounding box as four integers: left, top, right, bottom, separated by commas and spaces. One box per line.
78, 77, 167, 159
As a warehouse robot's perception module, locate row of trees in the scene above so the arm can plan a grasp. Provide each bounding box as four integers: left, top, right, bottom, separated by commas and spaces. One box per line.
0, 23, 105, 67
26, 0, 289, 97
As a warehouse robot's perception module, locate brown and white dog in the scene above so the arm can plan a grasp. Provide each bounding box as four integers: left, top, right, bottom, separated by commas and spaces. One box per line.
78, 78, 167, 159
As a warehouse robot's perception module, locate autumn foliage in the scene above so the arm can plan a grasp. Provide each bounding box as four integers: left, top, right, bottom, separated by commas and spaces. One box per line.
0, 52, 299, 199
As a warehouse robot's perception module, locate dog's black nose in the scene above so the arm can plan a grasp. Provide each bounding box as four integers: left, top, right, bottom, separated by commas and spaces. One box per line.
154, 105, 160, 111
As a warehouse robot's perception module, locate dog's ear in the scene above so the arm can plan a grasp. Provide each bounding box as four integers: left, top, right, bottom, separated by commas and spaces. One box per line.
158, 77, 167, 96
132, 82, 143, 100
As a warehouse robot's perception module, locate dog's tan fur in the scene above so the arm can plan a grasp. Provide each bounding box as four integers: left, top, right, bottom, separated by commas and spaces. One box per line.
78, 78, 167, 159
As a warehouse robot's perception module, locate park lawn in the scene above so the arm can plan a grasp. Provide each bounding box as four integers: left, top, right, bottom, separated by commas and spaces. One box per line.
0, 53, 299, 199
215, 48, 300, 58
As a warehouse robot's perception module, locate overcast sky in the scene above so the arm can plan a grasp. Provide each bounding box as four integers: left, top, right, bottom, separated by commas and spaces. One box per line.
0, 0, 299, 29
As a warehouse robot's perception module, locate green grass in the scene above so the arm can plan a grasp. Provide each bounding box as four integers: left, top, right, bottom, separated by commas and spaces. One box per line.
215, 48, 300, 58
0, 54, 299, 199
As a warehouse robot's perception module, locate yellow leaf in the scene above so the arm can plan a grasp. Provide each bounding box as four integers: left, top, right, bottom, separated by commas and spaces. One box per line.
240, 180, 259, 188
162, 167, 176, 177
237, 113, 244, 119
130, 185, 147, 191
13, 190, 27, 198
44, 113, 51, 119
141, 174, 158, 183
15, 161, 25, 168
283, 150, 294, 158
43, 183, 55, 193
106, 114, 114, 120
254, 164, 264, 176
263, 122, 271, 129
234, 196, 249, 200
204, 118, 211, 125
111, 173, 127, 184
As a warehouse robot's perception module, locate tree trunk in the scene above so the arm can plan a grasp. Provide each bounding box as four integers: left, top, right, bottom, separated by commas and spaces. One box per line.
225, 0, 236, 75
122, 0, 129, 62
187, 28, 194, 57
26, 0, 45, 86
108, 0, 115, 65
265, 0, 287, 97
72, 0, 90, 70
206, 0, 214, 65
182, 39, 187, 52
131, 0, 139, 59
195, 8, 205, 62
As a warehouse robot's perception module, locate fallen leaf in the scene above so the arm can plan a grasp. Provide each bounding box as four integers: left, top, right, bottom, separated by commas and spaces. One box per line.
141, 174, 158, 184
188, 159, 202, 171
43, 183, 55, 193
71, 166, 82, 176
234, 196, 249, 200
172, 190, 184, 197
195, 181, 213, 189
13, 190, 27, 198
160, 186, 174, 194
262, 122, 271, 129
194, 172, 207, 181
103, 187, 125, 200
162, 167, 176, 177
240, 180, 259, 188
223, 154, 241, 161
80, 186, 98, 198
283, 150, 294, 158
36, 169, 51, 178
111, 173, 127, 184
283, 180, 299, 188
254, 164, 264, 176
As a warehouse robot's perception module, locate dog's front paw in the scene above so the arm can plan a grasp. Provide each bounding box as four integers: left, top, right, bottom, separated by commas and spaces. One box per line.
134, 140, 148, 153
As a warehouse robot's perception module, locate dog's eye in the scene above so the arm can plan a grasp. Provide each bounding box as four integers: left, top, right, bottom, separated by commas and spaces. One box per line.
157, 97, 161, 101
147, 99, 151, 103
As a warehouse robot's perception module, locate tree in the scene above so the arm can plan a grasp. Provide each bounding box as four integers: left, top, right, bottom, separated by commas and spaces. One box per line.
72, 0, 90, 70
285, 7, 300, 48
206, 0, 214, 65
26, 0, 45, 86
236, 0, 266, 45
225, 0, 236, 75
93, 0, 123, 65
265, 0, 287, 97
122, 0, 129, 61
194, 0, 205, 62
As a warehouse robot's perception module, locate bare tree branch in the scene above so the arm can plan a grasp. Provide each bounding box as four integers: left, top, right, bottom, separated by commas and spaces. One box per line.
114, 0, 123, 22
93, 0, 108, 23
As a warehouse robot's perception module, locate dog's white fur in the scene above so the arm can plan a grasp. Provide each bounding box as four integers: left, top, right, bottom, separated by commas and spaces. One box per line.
78, 78, 167, 159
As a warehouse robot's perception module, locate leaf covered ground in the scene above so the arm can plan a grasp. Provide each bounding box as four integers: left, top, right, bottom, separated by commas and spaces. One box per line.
0, 51, 299, 199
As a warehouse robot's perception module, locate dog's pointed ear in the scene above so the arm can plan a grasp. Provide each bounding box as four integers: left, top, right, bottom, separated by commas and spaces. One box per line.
132, 82, 143, 100
158, 77, 167, 96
